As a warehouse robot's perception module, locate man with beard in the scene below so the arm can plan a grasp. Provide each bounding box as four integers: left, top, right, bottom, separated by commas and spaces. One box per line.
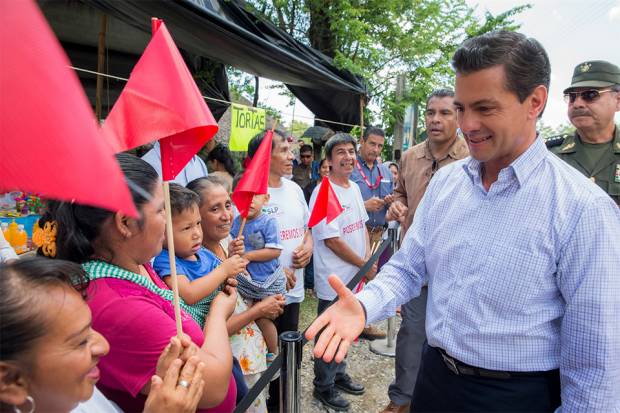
310, 133, 374, 411
548, 60, 620, 206
305, 31, 620, 412
381, 89, 469, 413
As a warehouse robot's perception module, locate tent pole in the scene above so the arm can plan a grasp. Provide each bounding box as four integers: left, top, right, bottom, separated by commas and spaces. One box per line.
95, 13, 107, 121
359, 95, 364, 140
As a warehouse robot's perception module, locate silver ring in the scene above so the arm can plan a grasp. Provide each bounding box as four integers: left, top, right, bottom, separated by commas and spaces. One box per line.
178, 379, 190, 389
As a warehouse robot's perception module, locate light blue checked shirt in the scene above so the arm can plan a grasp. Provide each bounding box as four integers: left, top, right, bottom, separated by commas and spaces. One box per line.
357, 137, 620, 412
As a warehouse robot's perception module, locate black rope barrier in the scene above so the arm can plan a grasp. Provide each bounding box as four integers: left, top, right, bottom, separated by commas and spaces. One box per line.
233, 238, 390, 413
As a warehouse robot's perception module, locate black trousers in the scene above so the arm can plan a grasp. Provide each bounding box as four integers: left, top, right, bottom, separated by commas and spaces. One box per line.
267, 302, 300, 412
411, 343, 561, 413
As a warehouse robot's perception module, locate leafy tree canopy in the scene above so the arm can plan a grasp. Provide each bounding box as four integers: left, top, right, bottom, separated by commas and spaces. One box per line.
241, 0, 529, 131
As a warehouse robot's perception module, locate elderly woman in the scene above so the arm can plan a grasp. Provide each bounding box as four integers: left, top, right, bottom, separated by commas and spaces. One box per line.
0, 258, 204, 413
188, 176, 285, 412
39, 154, 238, 413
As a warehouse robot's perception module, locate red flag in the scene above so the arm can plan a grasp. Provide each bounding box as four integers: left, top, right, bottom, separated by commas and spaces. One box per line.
0, 0, 137, 217
307, 177, 344, 228
102, 18, 218, 181
231, 131, 273, 218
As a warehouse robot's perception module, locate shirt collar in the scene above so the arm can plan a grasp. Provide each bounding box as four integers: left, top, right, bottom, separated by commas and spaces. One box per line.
357, 154, 377, 170
463, 136, 547, 188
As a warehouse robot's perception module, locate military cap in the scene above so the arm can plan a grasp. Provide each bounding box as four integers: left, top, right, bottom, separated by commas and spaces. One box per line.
563, 60, 620, 93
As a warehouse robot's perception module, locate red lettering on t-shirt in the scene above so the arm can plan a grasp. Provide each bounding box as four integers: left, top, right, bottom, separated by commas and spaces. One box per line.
279, 227, 305, 241
342, 220, 364, 234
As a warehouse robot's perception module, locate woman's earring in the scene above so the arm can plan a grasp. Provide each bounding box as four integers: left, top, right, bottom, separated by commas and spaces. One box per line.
13, 395, 35, 413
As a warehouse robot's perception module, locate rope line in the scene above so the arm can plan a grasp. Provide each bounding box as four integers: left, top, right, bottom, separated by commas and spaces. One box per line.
69, 66, 362, 128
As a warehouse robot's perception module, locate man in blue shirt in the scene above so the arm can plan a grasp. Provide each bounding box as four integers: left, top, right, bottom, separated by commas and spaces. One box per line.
351, 126, 394, 340
306, 31, 620, 412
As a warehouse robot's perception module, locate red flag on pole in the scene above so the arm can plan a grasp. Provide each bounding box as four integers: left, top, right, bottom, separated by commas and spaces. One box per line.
102, 18, 218, 181
231, 131, 273, 218
0, 0, 137, 217
307, 176, 344, 228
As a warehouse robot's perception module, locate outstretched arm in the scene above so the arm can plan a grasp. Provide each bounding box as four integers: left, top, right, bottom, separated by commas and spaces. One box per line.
304, 275, 366, 363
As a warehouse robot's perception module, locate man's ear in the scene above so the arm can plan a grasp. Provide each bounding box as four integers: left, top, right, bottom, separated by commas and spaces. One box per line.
528, 85, 548, 120
0, 362, 30, 407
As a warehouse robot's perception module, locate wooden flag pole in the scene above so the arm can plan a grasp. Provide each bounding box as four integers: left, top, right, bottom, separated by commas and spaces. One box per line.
163, 181, 183, 339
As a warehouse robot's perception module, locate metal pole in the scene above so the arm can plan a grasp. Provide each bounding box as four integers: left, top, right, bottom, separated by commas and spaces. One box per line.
279, 331, 302, 413
369, 221, 400, 357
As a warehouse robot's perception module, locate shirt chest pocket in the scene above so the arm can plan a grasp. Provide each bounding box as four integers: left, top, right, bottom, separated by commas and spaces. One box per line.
247, 232, 265, 250
379, 178, 392, 197
477, 240, 556, 312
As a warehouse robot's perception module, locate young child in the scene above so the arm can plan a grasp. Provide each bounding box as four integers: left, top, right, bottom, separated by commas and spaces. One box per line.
231, 193, 286, 364
153, 184, 247, 319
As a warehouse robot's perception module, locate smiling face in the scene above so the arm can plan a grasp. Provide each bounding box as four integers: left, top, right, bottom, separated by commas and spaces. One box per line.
197, 185, 233, 244
328, 142, 356, 180
454, 65, 545, 173
567, 87, 620, 136
171, 205, 203, 260
28, 286, 110, 412
425, 96, 458, 145
319, 159, 330, 178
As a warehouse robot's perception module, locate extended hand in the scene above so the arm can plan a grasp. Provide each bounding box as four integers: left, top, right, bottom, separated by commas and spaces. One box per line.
384, 193, 395, 205
386, 200, 408, 222
365, 196, 385, 213
304, 275, 366, 363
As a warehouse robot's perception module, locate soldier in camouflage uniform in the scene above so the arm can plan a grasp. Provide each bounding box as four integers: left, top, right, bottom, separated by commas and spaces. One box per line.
547, 60, 620, 206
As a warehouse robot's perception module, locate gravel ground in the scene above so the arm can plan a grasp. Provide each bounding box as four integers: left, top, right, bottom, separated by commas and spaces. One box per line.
297, 293, 401, 413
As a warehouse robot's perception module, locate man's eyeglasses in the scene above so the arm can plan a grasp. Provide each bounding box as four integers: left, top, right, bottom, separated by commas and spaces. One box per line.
563, 89, 614, 104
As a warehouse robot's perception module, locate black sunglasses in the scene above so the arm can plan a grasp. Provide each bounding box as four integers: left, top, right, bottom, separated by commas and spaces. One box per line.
563, 89, 613, 104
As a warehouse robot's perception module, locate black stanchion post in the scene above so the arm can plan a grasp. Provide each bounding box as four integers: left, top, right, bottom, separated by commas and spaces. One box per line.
370, 221, 400, 356
279, 331, 303, 413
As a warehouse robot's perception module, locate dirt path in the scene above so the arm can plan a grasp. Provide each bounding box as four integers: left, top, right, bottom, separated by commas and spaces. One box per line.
297, 295, 400, 412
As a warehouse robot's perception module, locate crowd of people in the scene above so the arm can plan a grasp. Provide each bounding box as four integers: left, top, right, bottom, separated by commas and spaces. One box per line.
1, 29, 619, 413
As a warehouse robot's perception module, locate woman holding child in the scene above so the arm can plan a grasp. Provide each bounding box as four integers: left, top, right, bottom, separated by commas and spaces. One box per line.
38, 154, 238, 412
188, 176, 285, 412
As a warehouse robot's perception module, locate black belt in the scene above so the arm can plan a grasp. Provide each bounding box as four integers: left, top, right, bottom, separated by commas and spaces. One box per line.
436, 347, 557, 379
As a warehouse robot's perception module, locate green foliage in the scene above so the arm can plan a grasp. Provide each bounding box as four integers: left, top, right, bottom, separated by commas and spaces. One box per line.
241, 0, 530, 142
227, 67, 256, 102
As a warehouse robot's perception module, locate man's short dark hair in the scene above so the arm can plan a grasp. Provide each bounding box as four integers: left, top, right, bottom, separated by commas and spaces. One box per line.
426, 89, 455, 107
169, 183, 200, 216
300, 144, 313, 154
247, 128, 287, 159
325, 133, 357, 160
363, 126, 385, 141
452, 31, 550, 116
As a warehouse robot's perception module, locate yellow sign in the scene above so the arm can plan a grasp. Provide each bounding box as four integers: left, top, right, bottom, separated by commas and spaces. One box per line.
229, 103, 266, 151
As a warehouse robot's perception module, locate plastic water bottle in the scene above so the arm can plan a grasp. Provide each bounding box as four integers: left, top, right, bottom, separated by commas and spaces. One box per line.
14, 224, 28, 254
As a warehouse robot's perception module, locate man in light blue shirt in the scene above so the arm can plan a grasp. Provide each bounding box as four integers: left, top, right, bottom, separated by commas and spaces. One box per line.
306, 31, 620, 412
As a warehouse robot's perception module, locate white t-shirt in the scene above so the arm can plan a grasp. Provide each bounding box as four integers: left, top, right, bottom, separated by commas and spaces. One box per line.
265, 178, 309, 304
71, 387, 123, 413
310, 179, 369, 300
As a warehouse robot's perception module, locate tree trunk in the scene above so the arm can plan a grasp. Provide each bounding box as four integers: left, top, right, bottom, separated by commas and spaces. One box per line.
308, 0, 337, 58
